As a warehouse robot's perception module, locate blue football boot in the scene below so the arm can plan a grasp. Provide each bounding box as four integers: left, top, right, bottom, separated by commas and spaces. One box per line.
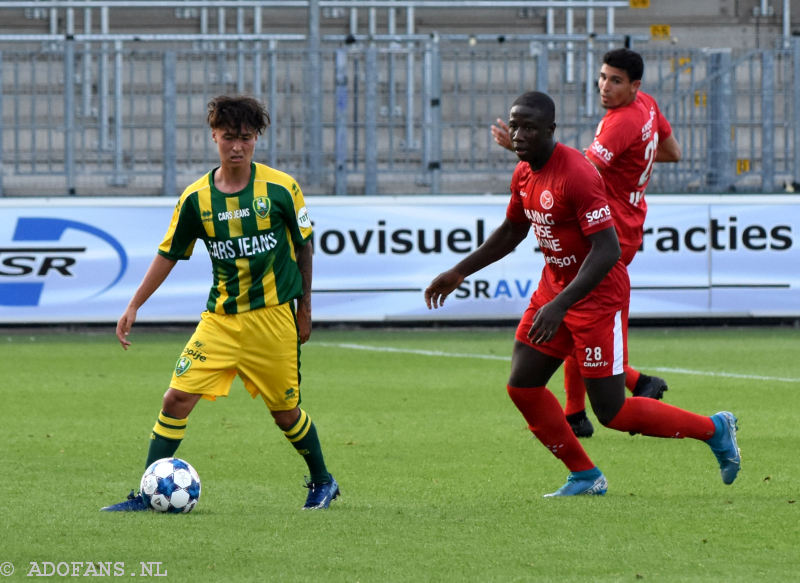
707, 411, 741, 485
100, 490, 150, 512
544, 470, 608, 497
302, 475, 340, 509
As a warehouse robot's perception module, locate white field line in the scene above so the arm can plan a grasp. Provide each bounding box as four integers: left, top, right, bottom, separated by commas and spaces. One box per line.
315, 342, 800, 384
645, 366, 800, 384
318, 342, 510, 361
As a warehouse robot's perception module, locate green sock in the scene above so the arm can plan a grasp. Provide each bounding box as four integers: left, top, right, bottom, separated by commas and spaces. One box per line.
283, 409, 330, 484
145, 411, 187, 468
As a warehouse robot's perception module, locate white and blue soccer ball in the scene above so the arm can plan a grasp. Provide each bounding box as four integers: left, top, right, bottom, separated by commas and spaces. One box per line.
140, 457, 201, 514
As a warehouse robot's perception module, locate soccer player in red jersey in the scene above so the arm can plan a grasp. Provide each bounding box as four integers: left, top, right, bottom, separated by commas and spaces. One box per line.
491, 49, 681, 438
428, 91, 739, 496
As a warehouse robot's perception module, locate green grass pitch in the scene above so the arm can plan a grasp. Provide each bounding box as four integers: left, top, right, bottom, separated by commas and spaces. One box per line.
1, 325, 798, 582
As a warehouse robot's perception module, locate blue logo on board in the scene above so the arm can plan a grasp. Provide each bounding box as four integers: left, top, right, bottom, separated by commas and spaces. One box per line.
0, 218, 128, 306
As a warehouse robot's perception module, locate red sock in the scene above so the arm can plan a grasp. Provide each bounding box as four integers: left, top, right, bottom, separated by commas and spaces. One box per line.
605, 397, 715, 440
624, 365, 640, 393
563, 356, 587, 416
507, 385, 595, 472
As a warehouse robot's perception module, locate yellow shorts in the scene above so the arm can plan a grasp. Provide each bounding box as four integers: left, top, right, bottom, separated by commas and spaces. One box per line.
169, 303, 301, 411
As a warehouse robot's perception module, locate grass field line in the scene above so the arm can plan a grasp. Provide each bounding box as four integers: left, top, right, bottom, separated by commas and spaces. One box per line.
647, 366, 800, 383
319, 342, 511, 361
317, 342, 800, 384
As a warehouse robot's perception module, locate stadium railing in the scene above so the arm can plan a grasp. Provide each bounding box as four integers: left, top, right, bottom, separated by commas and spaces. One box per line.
0, 1, 798, 196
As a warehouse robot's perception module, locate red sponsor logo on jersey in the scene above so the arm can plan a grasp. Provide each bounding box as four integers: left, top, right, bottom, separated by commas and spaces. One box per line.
539, 190, 554, 210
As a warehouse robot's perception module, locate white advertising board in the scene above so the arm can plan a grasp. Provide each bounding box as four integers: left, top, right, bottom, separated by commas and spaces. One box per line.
0, 195, 798, 324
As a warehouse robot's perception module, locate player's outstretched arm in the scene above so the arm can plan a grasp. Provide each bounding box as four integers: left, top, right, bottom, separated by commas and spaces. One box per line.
656, 134, 681, 162
424, 269, 465, 310
116, 254, 177, 350
425, 218, 529, 309
491, 118, 514, 152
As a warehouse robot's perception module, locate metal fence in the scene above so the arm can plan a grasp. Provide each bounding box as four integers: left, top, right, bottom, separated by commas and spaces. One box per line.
1, 32, 799, 196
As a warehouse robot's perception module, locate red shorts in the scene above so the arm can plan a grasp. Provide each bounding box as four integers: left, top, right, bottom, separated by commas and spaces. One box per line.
515, 297, 628, 379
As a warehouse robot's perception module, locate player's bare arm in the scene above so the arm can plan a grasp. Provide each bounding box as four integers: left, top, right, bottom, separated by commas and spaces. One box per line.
655, 134, 681, 162
528, 227, 621, 344
425, 218, 529, 309
116, 254, 177, 349
295, 240, 313, 344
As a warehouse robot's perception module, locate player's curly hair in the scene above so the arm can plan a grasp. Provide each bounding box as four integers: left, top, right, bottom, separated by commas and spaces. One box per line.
603, 48, 644, 82
207, 95, 270, 134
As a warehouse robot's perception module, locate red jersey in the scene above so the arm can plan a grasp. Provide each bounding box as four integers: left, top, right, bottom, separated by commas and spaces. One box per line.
507, 143, 629, 312
585, 91, 673, 248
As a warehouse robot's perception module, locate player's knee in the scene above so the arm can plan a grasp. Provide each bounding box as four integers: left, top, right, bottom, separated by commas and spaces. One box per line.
162, 388, 199, 418
587, 393, 624, 426
585, 376, 626, 426
271, 407, 300, 431
591, 402, 623, 427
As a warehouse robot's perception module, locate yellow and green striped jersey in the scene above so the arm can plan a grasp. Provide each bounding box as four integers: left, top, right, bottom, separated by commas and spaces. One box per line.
158, 162, 313, 314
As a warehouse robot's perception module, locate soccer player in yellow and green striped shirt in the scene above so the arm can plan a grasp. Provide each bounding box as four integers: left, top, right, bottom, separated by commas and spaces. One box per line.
103, 96, 339, 511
